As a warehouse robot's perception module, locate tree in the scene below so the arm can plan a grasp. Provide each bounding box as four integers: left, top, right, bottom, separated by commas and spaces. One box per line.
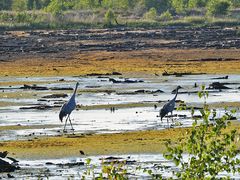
143, 7, 157, 20
231, 0, 240, 6
171, 0, 188, 13
45, 0, 65, 16
207, 0, 232, 16
12, 0, 27, 11
188, 0, 208, 8
104, 8, 116, 26
143, 0, 172, 13
0, 0, 12, 10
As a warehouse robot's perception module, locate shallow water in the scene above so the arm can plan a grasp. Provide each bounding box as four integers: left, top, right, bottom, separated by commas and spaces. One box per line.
2, 153, 239, 179
1, 74, 240, 178
0, 74, 240, 141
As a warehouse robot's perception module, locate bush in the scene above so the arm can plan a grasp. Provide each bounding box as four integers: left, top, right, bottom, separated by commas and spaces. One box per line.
171, 0, 188, 14
159, 10, 173, 21
207, 0, 232, 16
143, 7, 157, 20
12, 0, 27, 11
188, 0, 208, 8
45, 0, 65, 17
104, 9, 116, 26
164, 85, 240, 179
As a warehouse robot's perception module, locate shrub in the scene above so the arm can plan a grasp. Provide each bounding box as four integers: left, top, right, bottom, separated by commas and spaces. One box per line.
104, 9, 116, 26
188, 0, 208, 8
171, 0, 188, 14
207, 0, 232, 16
45, 0, 64, 17
143, 7, 157, 20
159, 10, 173, 21
12, 0, 27, 11
164, 85, 240, 179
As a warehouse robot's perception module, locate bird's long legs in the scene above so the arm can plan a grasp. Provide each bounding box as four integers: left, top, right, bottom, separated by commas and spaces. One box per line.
171, 111, 174, 123
63, 115, 74, 132
69, 117, 74, 131
63, 115, 69, 132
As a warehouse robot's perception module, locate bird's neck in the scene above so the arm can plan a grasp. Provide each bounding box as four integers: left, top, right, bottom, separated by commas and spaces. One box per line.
173, 88, 179, 100
72, 84, 78, 97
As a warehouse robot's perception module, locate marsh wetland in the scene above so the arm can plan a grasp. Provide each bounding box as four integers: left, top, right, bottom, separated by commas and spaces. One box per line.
0, 27, 240, 179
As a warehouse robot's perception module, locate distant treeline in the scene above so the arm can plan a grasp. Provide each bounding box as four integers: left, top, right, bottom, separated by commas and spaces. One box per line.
0, 0, 240, 30
0, 0, 240, 13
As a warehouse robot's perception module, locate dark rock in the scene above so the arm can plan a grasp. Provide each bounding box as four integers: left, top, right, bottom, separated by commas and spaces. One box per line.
0, 158, 19, 173
79, 150, 85, 155
6, 157, 18, 163
85, 86, 101, 88
20, 84, 48, 90
211, 75, 228, 79
111, 72, 122, 75
50, 87, 74, 91
100, 156, 123, 160
208, 82, 231, 89
45, 162, 54, 165
56, 162, 84, 167
163, 71, 205, 77
7, 174, 14, 178
109, 78, 144, 83
42, 93, 68, 98
0, 151, 8, 158
86, 72, 122, 76
19, 105, 60, 110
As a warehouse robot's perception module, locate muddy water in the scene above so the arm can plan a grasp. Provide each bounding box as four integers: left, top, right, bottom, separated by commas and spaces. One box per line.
0, 74, 240, 178
2, 154, 239, 179
0, 74, 240, 141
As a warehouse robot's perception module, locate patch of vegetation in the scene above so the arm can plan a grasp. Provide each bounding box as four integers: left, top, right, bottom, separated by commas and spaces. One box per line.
80, 86, 240, 179
0, 0, 239, 30
143, 7, 157, 20
207, 0, 232, 16
164, 85, 240, 178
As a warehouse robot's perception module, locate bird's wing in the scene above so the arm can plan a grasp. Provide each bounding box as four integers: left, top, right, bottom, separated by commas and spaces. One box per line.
60, 102, 67, 110
59, 102, 68, 122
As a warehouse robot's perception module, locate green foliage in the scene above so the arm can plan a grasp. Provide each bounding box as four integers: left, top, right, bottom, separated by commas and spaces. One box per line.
104, 8, 116, 26
0, 0, 12, 10
207, 0, 232, 16
143, 0, 171, 13
27, 0, 42, 10
143, 7, 157, 20
45, 0, 65, 17
188, 0, 208, 8
12, 0, 27, 11
171, 0, 188, 13
231, 0, 240, 6
164, 85, 240, 179
159, 10, 173, 21
81, 158, 128, 179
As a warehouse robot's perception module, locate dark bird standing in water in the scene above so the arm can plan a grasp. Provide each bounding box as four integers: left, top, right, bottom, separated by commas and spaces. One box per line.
59, 82, 79, 132
160, 86, 181, 126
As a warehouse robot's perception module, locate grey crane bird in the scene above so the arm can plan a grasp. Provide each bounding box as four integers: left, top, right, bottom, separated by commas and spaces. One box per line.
59, 82, 79, 132
160, 86, 181, 125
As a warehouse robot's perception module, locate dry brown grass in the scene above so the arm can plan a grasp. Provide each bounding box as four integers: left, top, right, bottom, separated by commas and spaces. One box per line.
1, 49, 240, 77
2, 121, 240, 159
